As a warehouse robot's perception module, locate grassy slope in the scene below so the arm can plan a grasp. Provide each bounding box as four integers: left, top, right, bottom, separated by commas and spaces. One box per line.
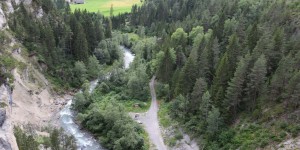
70, 0, 142, 16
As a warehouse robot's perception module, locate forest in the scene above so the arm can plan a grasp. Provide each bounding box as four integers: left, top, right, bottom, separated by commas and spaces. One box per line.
3, 0, 300, 149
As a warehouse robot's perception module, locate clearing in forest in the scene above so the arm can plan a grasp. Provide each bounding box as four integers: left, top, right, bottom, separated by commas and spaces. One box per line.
70, 0, 142, 16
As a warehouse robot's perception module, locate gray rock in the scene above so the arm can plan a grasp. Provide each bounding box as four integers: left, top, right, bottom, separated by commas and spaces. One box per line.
0, 109, 6, 127
0, 137, 12, 150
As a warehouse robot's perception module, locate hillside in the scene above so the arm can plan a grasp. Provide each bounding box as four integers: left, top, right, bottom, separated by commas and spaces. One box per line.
0, 0, 299, 149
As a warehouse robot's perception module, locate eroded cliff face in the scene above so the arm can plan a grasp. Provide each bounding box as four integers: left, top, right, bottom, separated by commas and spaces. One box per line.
0, 1, 51, 149
0, 5, 7, 30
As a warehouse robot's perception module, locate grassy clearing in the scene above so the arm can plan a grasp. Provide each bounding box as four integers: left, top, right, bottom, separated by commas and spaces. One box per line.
70, 0, 142, 16
120, 99, 150, 113
158, 101, 173, 128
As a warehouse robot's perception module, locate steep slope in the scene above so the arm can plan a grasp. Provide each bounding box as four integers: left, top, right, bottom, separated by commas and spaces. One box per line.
0, 1, 69, 149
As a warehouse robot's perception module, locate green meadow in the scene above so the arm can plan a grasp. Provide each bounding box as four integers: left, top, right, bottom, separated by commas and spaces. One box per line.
70, 0, 142, 16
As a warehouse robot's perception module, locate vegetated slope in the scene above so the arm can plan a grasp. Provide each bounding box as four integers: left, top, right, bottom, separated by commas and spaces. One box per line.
70, 0, 142, 16
111, 0, 300, 149
7, 0, 119, 90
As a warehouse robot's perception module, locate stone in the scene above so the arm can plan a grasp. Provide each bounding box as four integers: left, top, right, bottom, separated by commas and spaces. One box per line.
0, 137, 11, 150
0, 109, 6, 127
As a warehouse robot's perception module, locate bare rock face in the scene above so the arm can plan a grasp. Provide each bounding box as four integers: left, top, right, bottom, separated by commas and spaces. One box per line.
0, 137, 12, 150
0, 109, 5, 127
0, 8, 7, 30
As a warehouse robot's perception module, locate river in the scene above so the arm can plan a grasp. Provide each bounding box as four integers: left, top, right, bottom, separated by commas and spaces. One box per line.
59, 46, 135, 150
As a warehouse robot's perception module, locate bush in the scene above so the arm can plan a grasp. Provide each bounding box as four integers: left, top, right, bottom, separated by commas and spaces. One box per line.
279, 131, 287, 139
287, 125, 300, 137
260, 139, 269, 148
174, 131, 183, 140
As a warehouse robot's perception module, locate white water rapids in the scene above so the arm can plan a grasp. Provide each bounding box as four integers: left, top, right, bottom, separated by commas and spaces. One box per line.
59, 46, 134, 150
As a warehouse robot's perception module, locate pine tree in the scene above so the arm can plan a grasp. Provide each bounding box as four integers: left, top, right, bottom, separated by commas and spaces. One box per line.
285, 71, 300, 109
206, 106, 222, 138
74, 23, 89, 61
212, 38, 220, 70
226, 34, 241, 77
176, 49, 197, 95
269, 54, 294, 102
246, 54, 267, 110
247, 23, 259, 51
190, 78, 207, 114
198, 47, 210, 81
211, 52, 230, 108
106, 18, 112, 38
200, 91, 211, 119
225, 53, 251, 118
156, 48, 176, 83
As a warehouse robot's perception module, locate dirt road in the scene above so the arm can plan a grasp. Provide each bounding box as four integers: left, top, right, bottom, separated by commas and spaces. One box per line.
138, 76, 167, 150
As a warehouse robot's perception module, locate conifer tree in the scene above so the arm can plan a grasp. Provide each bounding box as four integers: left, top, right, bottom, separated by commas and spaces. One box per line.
74, 23, 89, 61
269, 54, 294, 102
190, 78, 207, 114
225, 54, 251, 118
246, 54, 267, 110
200, 91, 211, 119
176, 49, 197, 95
206, 106, 222, 138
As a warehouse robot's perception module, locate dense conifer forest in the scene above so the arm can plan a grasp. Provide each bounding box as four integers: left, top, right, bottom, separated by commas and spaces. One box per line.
2, 0, 300, 149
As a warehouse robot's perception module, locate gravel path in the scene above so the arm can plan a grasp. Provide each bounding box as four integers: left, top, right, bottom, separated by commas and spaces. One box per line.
138, 76, 167, 150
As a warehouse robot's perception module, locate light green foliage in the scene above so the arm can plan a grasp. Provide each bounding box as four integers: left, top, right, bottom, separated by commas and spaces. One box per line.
171, 28, 188, 48
131, 37, 157, 61
127, 64, 149, 101
80, 100, 145, 150
14, 126, 75, 150
70, 0, 142, 16
14, 126, 39, 150
73, 61, 87, 86
87, 55, 101, 79
189, 26, 204, 40
200, 91, 212, 120
72, 93, 89, 113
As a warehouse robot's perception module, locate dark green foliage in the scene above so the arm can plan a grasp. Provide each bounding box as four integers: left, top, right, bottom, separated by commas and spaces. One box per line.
76, 96, 146, 150
225, 54, 251, 119
14, 126, 39, 150
112, 0, 300, 149
8, 0, 108, 88
14, 126, 76, 150
156, 48, 176, 83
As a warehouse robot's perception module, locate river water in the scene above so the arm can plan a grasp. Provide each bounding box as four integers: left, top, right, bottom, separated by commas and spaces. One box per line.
59, 46, 135, 150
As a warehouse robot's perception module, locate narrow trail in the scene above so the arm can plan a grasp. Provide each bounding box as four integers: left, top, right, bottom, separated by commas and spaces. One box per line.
139, 76, 167, 150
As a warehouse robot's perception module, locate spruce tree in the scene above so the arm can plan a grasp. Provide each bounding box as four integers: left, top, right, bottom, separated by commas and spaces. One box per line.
269, 54, 294, 102
74, 23, 89, 61
206, 106, 222, 138
225, 53, 251, 118
246, 54, 267, 110
176, 49, 197, 95
190, 78, 207, 114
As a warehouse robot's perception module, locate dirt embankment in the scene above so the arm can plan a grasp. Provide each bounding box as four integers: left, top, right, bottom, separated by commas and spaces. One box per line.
0, 41, 69, 150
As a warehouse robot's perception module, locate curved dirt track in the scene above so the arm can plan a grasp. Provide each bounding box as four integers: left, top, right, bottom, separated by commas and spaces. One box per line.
138, 76, 167, 150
